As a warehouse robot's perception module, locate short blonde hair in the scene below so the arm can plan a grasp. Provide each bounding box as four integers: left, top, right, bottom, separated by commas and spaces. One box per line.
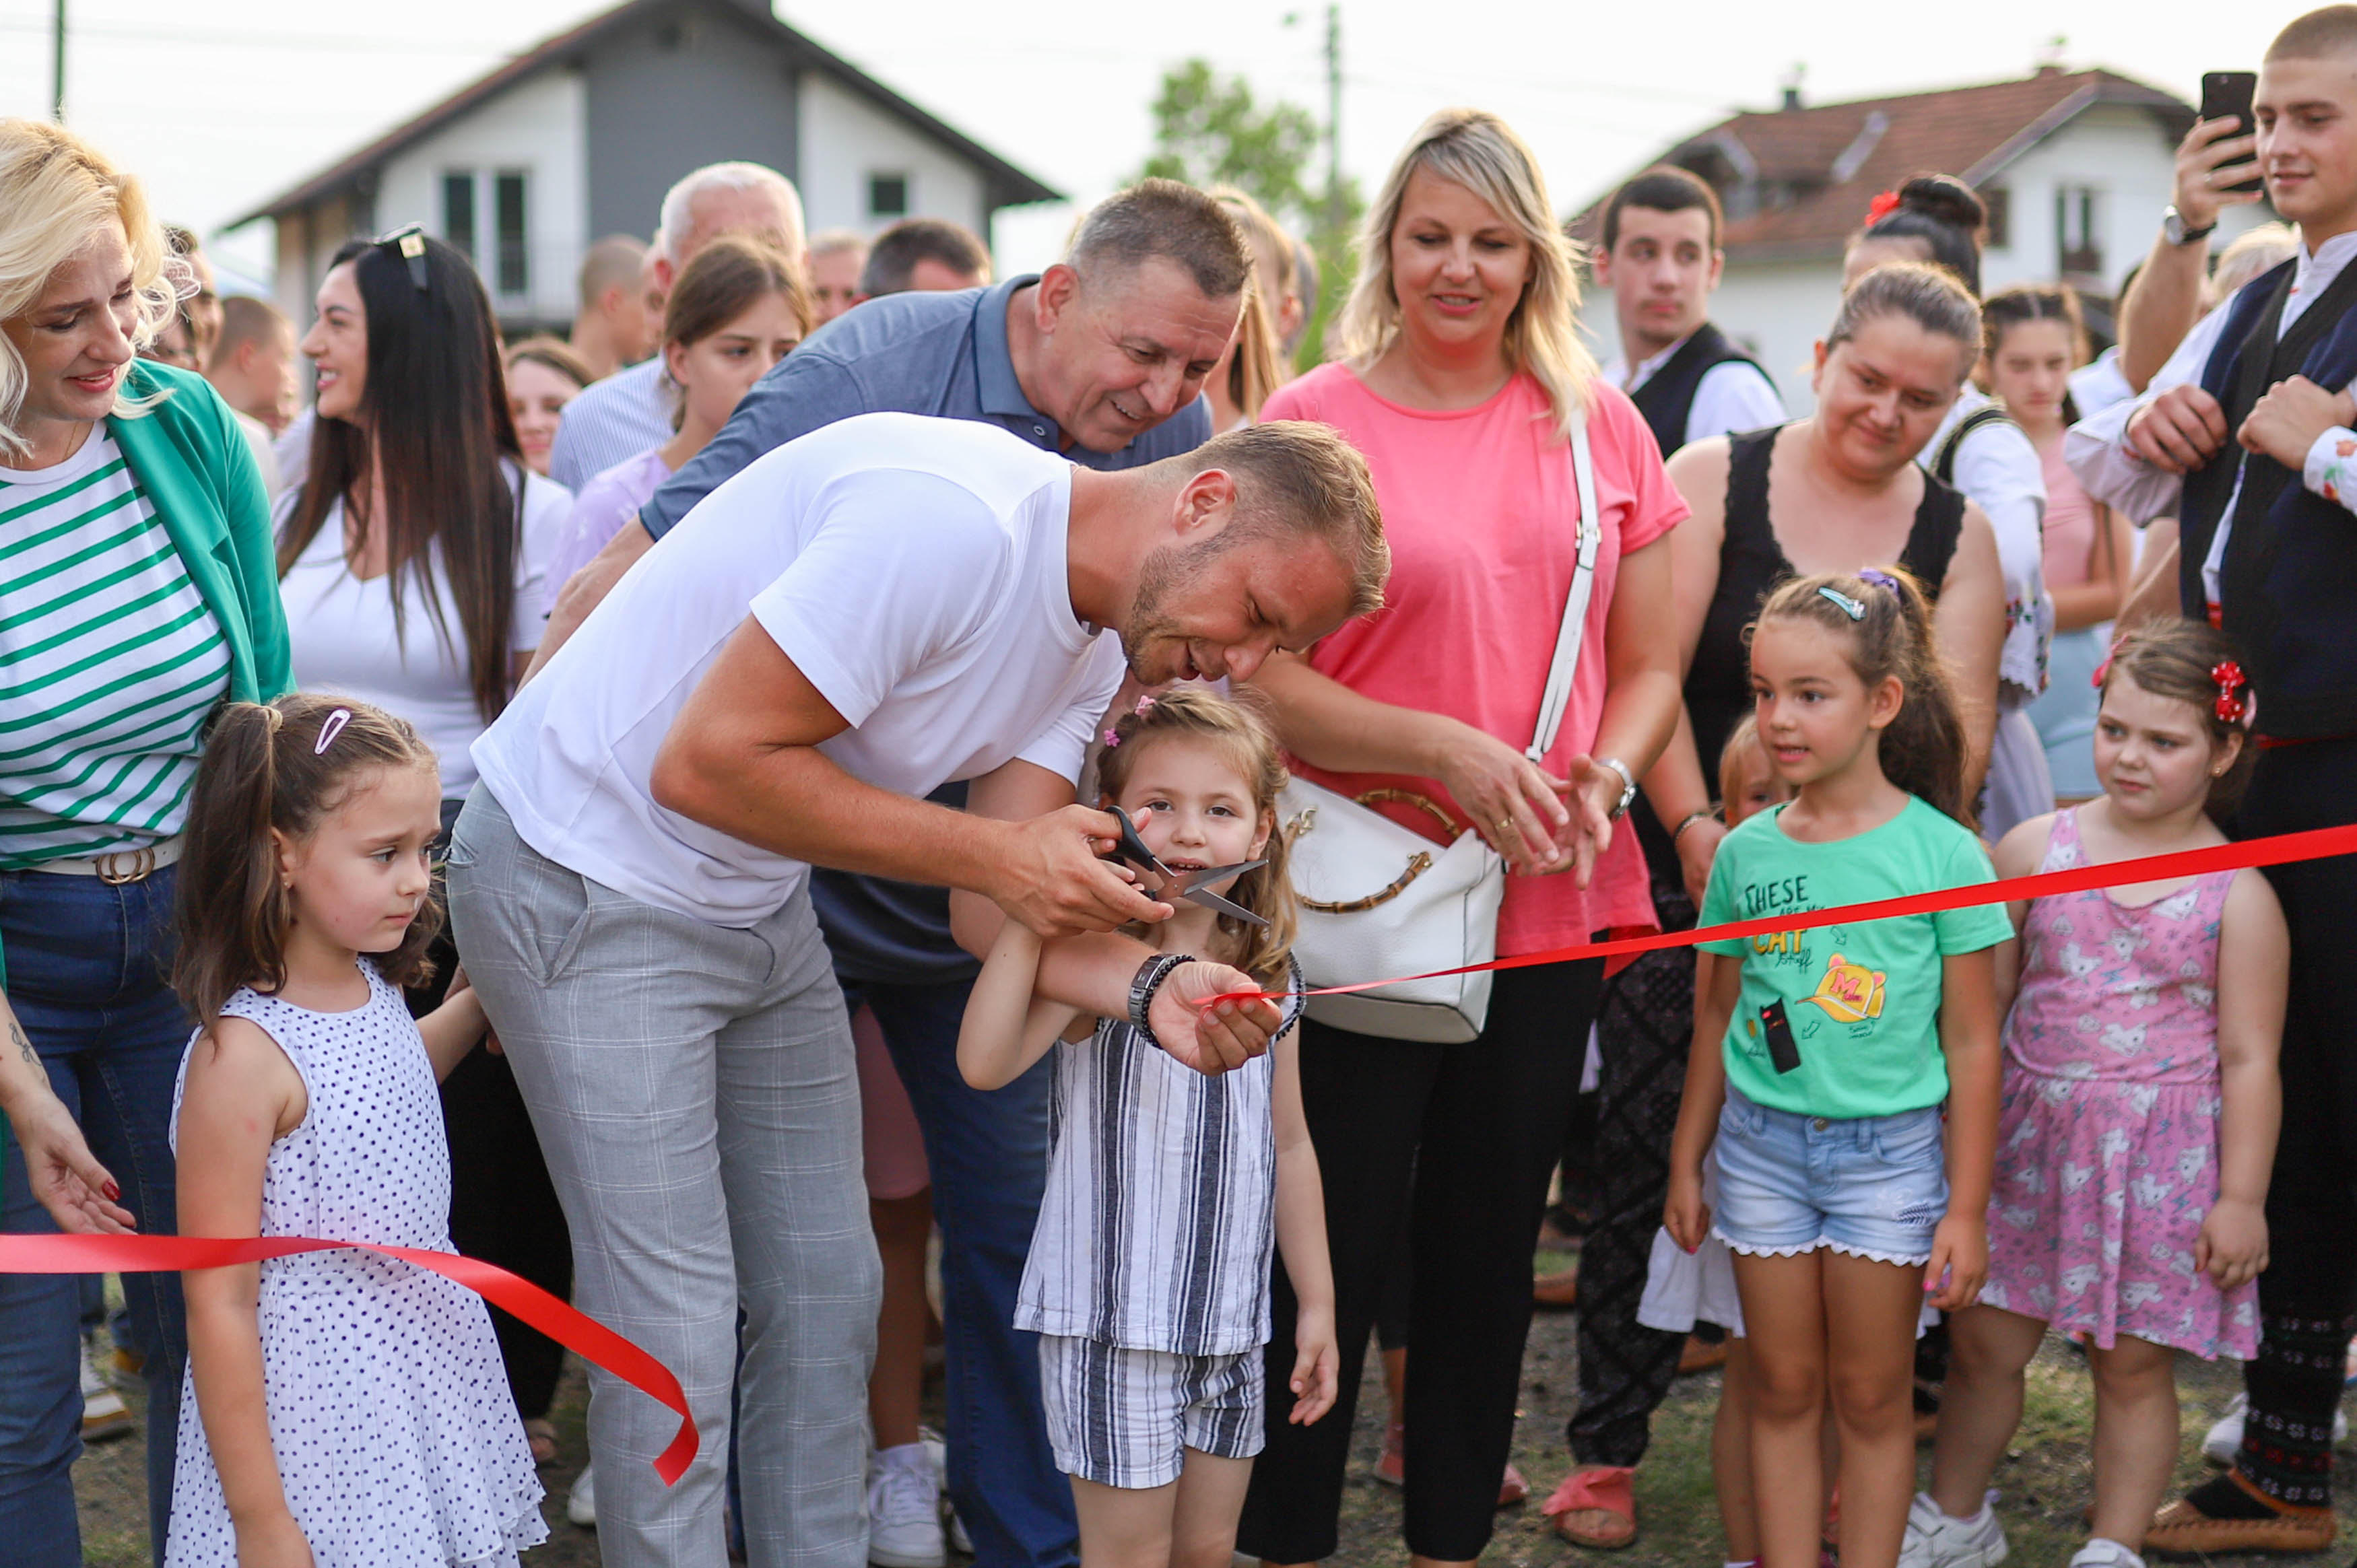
1339, 108, 1597, 439
0, 119, 176, 457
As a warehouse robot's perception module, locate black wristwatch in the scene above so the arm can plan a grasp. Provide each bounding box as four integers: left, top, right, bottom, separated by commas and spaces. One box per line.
2162, 206, 2216, 248
1127, 953, 1196, 1037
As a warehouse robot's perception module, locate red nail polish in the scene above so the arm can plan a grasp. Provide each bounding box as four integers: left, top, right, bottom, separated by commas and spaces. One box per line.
102, 1181, 120, 1202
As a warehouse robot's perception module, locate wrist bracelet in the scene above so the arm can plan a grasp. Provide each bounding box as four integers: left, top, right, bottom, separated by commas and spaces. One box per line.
1127, 953, 1196, 1037
1671, 809, 1718, 846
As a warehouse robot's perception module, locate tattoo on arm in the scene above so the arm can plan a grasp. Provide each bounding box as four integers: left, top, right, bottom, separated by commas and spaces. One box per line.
13, 1021, 36, 1068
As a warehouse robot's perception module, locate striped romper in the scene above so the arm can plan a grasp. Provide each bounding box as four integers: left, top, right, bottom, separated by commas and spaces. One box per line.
1017, 961, 1305, 1489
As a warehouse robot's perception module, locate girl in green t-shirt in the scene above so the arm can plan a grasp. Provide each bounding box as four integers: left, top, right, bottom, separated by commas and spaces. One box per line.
1665, 568, 2006, 1568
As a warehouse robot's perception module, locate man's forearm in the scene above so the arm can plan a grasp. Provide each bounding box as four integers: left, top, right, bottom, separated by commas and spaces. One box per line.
2122, 232, 2209, 393
655, 739, 1014, 895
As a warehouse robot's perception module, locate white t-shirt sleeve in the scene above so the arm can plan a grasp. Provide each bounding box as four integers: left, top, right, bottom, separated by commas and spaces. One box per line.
1948, 417, 2049, 694
1685, 360, 1788, 444
511, 467, 574, 652
750, 469, 1014, 730
1011, 633, 1125, 786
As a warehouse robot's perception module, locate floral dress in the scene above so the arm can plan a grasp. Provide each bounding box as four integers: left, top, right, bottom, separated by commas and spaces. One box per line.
1981, 809, 2258, 1358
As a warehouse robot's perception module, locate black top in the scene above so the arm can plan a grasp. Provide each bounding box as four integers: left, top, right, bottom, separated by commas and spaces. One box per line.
1628, 322, 1772, 459
1636, 422, 1965, 879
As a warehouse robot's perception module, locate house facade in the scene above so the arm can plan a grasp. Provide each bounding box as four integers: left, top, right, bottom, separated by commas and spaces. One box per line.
1576, 68, 2269, 414
230, 0, 1058, 334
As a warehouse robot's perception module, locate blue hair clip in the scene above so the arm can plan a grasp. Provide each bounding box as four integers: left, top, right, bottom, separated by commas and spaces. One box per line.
1856, 568, 1902, 596
1817, 585, 1865, 621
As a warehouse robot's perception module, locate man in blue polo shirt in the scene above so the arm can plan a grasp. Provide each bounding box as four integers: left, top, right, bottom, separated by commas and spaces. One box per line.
533, 178, 1251, 1568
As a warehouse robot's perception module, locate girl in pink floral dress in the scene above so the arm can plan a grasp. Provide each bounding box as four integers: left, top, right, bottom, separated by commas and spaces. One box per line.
1902, 621, 2286, 1568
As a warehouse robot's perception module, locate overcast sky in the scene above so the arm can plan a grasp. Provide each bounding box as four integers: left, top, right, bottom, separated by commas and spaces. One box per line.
0, 0, 2268, 286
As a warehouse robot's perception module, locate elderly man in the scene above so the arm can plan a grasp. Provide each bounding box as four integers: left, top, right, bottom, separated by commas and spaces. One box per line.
807, 228, 869, 325
531, 180, 1248, 1568
449, 411, 1384, 1568
549, 162, 805, 489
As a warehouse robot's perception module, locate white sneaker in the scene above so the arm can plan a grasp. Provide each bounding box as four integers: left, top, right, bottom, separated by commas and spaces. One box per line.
2068, 1540, 2144, 1568
1898, 1491, 2008, 1568
917, 1428, 972, 1557
2202, 1392, 2350, 1465
868, 1443, 945, 1568
566, 1463, 597, 1528
79, 1340, 133, 1442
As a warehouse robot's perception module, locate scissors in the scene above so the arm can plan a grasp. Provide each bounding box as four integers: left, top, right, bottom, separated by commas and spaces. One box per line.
1106, 810, 1270, 928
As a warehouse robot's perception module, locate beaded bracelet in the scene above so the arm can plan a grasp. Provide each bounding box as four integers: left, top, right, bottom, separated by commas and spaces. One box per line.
1127, 952, 1197, 1037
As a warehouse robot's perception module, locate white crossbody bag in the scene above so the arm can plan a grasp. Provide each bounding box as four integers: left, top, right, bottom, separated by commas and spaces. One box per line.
1278, 409, 1603, 1044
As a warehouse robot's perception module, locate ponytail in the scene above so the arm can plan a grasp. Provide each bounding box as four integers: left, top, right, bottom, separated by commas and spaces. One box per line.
1754, 567, 1972, 825
172, 694, 442, 1032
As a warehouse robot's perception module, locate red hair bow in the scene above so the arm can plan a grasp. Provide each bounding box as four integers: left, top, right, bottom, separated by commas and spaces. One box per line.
1864, 189, 1902, 227
2214, 660, 2250, 724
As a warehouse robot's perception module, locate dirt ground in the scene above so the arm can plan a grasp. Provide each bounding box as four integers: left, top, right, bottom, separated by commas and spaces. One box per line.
71, 1246, 2357, 1567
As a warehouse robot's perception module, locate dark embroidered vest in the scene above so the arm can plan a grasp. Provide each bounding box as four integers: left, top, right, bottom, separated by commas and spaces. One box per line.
2179, 255, 2357, 738
1628, 322, 1772, 456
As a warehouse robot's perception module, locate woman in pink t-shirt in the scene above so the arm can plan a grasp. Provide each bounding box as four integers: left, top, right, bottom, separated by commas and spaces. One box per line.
1235, 109, 1683, 1568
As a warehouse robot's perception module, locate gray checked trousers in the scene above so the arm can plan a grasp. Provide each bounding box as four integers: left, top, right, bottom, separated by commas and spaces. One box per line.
446, 789, 879, 1568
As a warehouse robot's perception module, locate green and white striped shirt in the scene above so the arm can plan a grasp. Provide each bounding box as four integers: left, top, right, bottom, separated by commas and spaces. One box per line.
0, 425, 229, 866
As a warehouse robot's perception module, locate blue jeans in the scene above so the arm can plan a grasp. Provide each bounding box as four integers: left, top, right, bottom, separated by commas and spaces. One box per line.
846, 978, 1077, 1568
0, 864, 190, 1567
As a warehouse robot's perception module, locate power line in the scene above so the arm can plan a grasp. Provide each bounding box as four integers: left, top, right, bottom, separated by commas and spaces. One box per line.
0, 14, 519, 55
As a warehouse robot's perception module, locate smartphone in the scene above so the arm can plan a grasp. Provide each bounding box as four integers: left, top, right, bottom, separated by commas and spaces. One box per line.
2201, 71, 2263, 195
1760, 999, 1801, 1075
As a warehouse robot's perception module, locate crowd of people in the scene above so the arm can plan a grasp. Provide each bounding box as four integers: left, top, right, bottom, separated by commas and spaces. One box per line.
4, 9, 2357, 1568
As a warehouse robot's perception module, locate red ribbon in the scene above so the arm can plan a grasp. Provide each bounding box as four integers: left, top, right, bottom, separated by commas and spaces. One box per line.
1205, 819, 2357, 1009
0, 1232, 698, 1485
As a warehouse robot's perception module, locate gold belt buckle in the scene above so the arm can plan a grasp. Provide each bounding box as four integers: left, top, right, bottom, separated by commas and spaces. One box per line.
96, 846, 156, 886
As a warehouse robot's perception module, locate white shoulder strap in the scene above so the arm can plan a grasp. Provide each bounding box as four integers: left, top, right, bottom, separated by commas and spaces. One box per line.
1527, 406, 1601, 761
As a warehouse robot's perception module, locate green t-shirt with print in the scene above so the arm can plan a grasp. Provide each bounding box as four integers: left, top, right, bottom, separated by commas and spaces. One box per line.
1697, 794, 2010, 1119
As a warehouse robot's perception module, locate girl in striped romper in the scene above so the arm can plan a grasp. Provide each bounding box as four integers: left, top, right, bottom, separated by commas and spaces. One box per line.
960, 687, 1338, 1567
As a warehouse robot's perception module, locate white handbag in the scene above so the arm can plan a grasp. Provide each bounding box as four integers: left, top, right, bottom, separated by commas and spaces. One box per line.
1280, 410, 1604, 1043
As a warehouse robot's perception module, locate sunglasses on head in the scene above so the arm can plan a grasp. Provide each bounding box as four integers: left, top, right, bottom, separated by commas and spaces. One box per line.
372, 223, 431, 294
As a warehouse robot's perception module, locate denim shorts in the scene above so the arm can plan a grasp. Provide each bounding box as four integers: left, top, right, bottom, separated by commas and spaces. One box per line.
1711, 1087, 1949, 1265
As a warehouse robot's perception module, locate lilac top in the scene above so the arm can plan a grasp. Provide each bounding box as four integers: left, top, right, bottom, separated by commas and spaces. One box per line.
541, 446, 674, 617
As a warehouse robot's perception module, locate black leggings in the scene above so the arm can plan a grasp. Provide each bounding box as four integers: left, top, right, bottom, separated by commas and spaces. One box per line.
1236, 959, 1604, 1563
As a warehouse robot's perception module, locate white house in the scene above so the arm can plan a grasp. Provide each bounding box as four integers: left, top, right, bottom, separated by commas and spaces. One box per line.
1576, 68, 2269, 413
227, 0, 1059, 333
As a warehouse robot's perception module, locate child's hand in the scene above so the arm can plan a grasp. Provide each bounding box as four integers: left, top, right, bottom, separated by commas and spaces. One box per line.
1924, 1213, 1987, 1311
236, 1509, 317, 1568
1288, 1307, 1340, 1425
1663, 1165, 1711, 1255
2196, 1198, 2270, 1291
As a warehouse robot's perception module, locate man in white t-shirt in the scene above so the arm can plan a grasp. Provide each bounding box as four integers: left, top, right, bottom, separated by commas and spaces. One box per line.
445, 411, 1385, 1568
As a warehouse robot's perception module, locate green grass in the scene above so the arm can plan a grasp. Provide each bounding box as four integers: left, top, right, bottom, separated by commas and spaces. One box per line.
73, 1279, 2356, 1567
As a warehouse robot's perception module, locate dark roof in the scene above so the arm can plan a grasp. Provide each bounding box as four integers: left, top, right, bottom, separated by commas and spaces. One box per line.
229, 0, 1060, 228
1573, 68, 2193, 262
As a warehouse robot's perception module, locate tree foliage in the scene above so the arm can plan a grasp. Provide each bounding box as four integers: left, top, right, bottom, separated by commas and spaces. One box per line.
1135, 58, 1364, 368
1139, 59, 1320, 221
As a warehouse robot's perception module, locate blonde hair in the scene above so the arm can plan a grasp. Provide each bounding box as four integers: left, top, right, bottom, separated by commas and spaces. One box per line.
1096, 686, 1298, 989
1208, 186, 1291, 420
0, 119, 177, 458
1339, 108, 1597, 438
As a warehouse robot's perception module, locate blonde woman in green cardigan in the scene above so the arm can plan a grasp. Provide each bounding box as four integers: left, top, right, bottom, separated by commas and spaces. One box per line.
0, 119, 291, 1568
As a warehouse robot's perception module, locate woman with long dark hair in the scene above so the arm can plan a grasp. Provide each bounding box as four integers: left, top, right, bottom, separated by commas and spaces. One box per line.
277, 226, 575, 1464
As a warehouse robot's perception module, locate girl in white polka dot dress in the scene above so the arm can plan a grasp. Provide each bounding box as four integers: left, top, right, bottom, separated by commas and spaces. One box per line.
165, 695, 545, 1568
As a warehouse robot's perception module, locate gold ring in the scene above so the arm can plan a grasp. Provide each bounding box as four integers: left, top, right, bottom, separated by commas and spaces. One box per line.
1496, 818, 1515, 836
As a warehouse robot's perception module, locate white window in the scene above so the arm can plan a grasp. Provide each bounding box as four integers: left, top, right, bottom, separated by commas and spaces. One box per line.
438, 169, 531, 298
2056, 186, 2102, 278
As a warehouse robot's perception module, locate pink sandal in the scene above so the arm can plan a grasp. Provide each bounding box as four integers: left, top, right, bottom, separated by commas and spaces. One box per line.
1543, 1464, 1637, 1549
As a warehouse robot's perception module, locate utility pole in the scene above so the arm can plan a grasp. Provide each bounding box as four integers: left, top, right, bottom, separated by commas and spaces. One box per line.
1324, 3, 1341, 237
51, 0, 66, 122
